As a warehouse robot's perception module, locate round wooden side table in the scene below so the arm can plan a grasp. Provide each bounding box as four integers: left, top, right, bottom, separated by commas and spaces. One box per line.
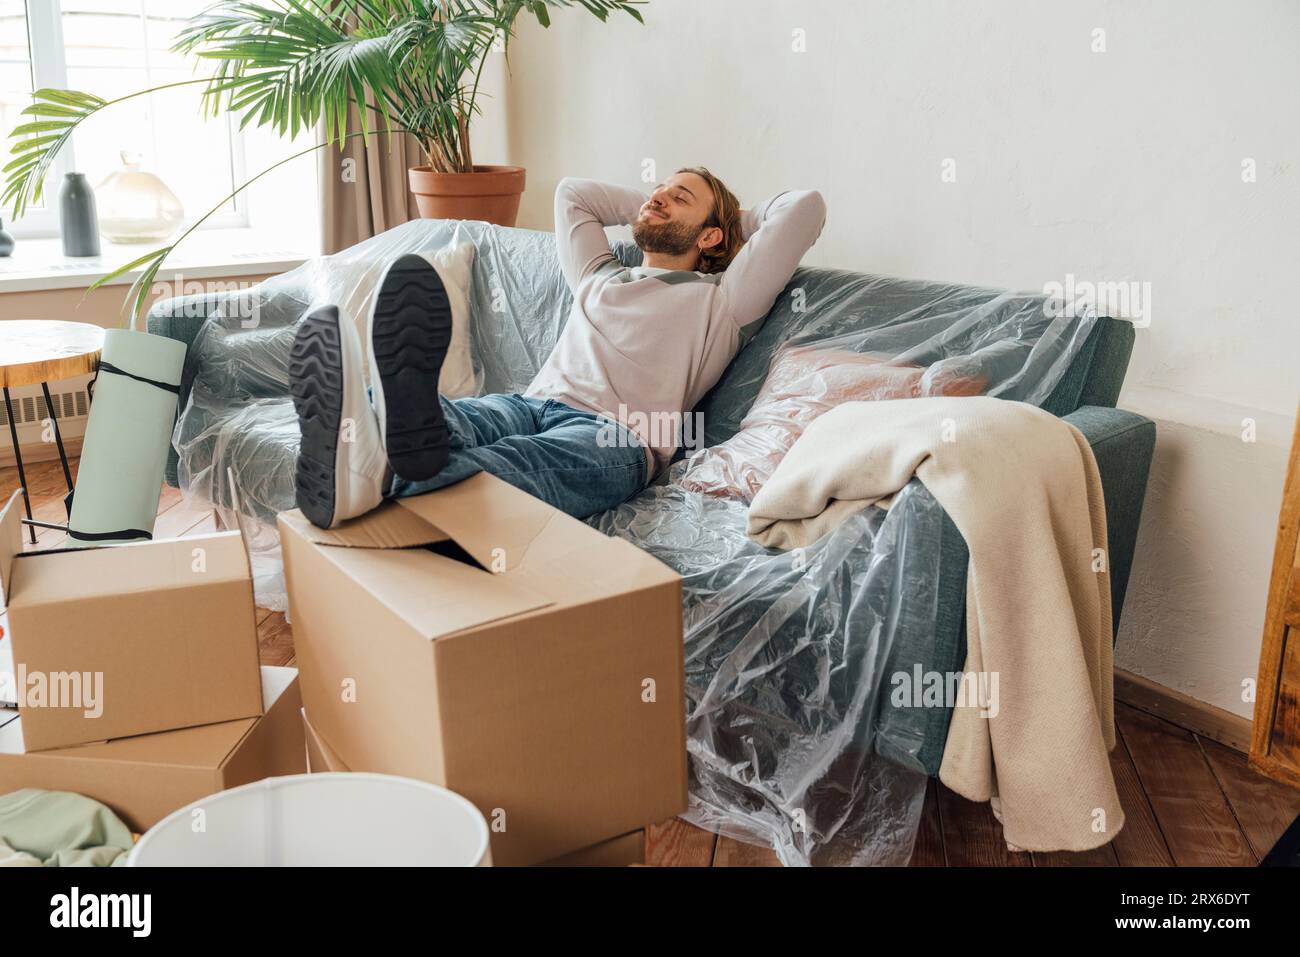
0, 320, 105, 544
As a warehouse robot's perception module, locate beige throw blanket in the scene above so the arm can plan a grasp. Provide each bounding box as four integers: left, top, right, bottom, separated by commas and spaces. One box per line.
747, 396, 1124, 852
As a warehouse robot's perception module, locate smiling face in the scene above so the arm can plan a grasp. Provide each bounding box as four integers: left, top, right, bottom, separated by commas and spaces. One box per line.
631, 171, 724, 263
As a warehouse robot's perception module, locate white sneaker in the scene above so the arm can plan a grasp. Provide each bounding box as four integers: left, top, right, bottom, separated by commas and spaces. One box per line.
366, 253, 452, 481
289, 305, 387, 528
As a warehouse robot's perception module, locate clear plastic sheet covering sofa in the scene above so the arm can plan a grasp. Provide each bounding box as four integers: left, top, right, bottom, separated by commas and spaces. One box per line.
592, 273, 1096, 864
170, 218, 1096, 864
172, 220, 574, 606
591, 475, 941, 865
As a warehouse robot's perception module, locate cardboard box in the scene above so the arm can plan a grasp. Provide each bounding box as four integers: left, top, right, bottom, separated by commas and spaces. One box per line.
302, 708, 349, 772
0, 667, 303, 833
0, 490, 263, 751
280, 472, 688, 866
302, 709, 645, 867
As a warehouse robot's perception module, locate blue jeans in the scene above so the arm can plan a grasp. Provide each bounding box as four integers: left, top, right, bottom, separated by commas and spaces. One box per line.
387, 394, 649, 519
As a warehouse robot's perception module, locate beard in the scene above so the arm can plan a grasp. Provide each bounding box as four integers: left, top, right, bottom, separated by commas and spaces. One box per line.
632, 217, 704, 256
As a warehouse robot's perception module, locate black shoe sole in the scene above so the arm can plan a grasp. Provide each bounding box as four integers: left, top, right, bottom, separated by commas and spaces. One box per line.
371, 254, 453, 481
290, 306, 345, 529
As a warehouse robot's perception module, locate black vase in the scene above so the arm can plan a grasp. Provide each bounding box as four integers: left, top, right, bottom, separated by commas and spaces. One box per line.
60, 172, 101, 257
0, 217, 13, 257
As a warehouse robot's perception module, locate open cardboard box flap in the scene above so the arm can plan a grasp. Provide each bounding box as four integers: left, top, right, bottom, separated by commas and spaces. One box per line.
400, 473, 679, 597
280, 473, 678, 640
280, 471, 556, 573
277, 498, 453, 551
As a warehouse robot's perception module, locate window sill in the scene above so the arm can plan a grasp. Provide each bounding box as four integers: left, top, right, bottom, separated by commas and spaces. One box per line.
0, 227, 318, 295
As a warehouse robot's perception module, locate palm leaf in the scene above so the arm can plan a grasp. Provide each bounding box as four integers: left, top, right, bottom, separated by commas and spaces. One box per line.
3, 90, 92, 218
3, 81, 211, 220
164, 0, 644, 174
85, 246, 174, 329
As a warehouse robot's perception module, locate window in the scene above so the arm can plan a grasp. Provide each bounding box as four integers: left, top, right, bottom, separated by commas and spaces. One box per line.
1, 0, 318, 243
0, 0, 46, 231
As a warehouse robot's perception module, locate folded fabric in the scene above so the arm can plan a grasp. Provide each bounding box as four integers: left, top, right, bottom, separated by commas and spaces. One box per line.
0, 789, 134, 867
679, 345, 984, 502
0, 837, 42, 867
746, 396, 1124, 852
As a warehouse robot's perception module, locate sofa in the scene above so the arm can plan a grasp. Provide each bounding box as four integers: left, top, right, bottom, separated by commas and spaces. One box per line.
147, 220, 1155, 793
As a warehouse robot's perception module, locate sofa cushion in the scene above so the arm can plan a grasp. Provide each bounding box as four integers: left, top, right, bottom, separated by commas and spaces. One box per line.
694, 268, 1110, 450
678, 344, 985, 502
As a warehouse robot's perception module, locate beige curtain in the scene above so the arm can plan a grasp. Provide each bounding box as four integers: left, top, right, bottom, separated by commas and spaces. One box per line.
319, 107, 425, 254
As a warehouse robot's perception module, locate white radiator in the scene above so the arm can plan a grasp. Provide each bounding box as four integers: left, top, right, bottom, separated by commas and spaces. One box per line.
0, 374, 93, 468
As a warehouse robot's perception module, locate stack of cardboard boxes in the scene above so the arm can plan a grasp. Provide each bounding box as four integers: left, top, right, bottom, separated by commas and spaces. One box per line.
0, 470, 690, 866
281, 473, 690, 867
0, 490, 305, 834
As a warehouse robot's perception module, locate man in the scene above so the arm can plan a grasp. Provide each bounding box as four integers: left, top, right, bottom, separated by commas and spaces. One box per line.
290, 168, 826, 529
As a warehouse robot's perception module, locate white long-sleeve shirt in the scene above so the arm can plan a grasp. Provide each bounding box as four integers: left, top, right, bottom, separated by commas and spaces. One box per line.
526, 178, 827, 479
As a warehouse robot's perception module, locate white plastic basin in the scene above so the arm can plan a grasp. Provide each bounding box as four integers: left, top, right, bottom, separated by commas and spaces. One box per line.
127, 773, 491, 867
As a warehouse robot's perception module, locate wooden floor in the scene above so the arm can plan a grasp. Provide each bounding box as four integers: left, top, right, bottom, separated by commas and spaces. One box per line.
11, 456, 1300, 867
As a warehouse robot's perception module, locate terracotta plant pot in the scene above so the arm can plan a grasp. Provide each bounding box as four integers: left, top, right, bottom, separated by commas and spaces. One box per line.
408, 164, 526, 226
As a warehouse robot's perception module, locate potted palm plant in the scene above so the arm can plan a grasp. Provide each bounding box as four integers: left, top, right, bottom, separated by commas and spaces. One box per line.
3, 0, 644, 319
172, 0, 646, 223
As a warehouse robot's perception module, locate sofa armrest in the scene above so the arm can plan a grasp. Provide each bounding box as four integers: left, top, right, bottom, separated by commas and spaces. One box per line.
147, 290, 250, 487
146, 292, 233, 351
898, 404, 1156, 777
1063, 405, 1157, 632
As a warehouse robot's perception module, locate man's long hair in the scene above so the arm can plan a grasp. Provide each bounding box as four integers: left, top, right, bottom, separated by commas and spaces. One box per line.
679, 166, 743, 274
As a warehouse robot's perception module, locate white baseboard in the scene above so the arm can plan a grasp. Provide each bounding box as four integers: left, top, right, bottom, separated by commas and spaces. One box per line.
0, 376, 92, 472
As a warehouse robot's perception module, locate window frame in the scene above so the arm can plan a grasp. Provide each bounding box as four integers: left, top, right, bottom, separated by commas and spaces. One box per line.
7, 0, 249, 240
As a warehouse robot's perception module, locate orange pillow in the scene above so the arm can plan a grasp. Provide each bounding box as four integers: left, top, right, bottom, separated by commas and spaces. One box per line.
678, 347, 985, 502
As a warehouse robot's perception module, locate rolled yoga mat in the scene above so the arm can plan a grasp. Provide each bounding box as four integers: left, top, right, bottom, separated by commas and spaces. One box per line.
67, 329, 187, 545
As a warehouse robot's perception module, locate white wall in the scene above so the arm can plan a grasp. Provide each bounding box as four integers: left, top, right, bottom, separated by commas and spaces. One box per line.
493, 0, 1300, 717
